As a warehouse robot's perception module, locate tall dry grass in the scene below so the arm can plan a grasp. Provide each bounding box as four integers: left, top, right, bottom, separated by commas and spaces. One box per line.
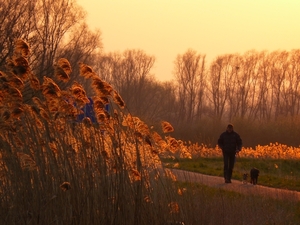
0, 40, 299, 224
0, 40, 186, 224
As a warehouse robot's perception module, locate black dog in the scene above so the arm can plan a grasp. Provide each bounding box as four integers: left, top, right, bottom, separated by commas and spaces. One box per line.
250, 168, 259, 185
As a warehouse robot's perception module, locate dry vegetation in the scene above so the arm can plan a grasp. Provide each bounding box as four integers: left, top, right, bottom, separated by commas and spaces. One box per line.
186, 142, 300, 159
1, 40, 299, 225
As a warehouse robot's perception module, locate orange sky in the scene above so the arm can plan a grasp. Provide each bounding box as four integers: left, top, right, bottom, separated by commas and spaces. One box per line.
76, 0, 300, 81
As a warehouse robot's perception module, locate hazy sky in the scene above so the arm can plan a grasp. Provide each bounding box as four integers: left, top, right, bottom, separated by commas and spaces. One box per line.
76, 0, 300, 81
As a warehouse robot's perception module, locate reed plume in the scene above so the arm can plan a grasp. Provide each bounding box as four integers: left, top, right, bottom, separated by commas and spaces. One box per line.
122, 115, 138, 129
168, 137, 179, 148
29, 75, 40, 90
161, 121, 174, 133
113, 90, 125, 109
32, 97, 46, 110
54, 58, 72, 82
70, 82, 90, 108
93, 96, 105, 109
6, 56, 30, 80
39, 108, 50, 121
130, 168, 141, 182
79, 62, 95, 79
14, 39, 30, 57
58, 101, 78, 118
42, 76, 61, 99
96, 111, 106, 123
137, 120, 150, 136
93, 96, 110, 123
82, 117, 92, 128
11, 107, 24, 119
100, 96, 109, 105
8, 74, 24, 90
8, 86, 22, 103
1, 110, 10, 121
92, 77, 114, 96
152, 131, 164, 145
41, 76, 63, 112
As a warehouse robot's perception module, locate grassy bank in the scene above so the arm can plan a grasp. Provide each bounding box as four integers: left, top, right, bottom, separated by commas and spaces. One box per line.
176, 182, 300, 225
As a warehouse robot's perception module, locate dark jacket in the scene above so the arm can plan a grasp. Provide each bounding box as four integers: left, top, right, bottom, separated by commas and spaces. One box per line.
250, 167, 260, 178
218, 131, 242, 153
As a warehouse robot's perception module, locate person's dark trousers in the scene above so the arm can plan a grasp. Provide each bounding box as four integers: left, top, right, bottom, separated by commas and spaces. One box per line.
222, 151, 236, 181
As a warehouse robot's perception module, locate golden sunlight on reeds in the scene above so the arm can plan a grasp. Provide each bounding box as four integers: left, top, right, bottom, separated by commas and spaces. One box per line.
164, 169, 177, 182
2, 39, 300, 224
130, 168, 141, 182
185, 142, 300, 160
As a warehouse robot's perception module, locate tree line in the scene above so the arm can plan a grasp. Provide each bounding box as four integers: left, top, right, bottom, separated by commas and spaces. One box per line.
2, 0, 300, 147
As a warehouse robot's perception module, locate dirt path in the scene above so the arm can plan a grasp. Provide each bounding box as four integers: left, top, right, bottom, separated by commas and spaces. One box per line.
170, 169, 300, 201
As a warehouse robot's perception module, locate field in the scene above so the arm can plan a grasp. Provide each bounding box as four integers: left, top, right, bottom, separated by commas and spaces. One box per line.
1, 40, 300, 224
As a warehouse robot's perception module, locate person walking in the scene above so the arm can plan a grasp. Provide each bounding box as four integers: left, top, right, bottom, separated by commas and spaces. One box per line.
217, 123, 242, 183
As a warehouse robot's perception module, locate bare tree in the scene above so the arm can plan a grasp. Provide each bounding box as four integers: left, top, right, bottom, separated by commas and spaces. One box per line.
56, 22, 102, 95
94, 52, 123, 84
0, 0, 36, 68
207, 56, 229, 121
283, 49, 300, 116
58, 23, 102, 67
173, 49, 206, 124
222, 54, 241, 120
2, 0, 102, 103
254, 51, 273, 120
267, 51, 289, 119
29, 0, 86, 79
234, 51, 261, 120
94, 50, 158, 118
241, 51, 261, 121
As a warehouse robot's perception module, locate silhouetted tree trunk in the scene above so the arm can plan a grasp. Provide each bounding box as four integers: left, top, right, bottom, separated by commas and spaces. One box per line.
283, 50, 300, 116
207, 57, 228, 121
173, 49, 207, 124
